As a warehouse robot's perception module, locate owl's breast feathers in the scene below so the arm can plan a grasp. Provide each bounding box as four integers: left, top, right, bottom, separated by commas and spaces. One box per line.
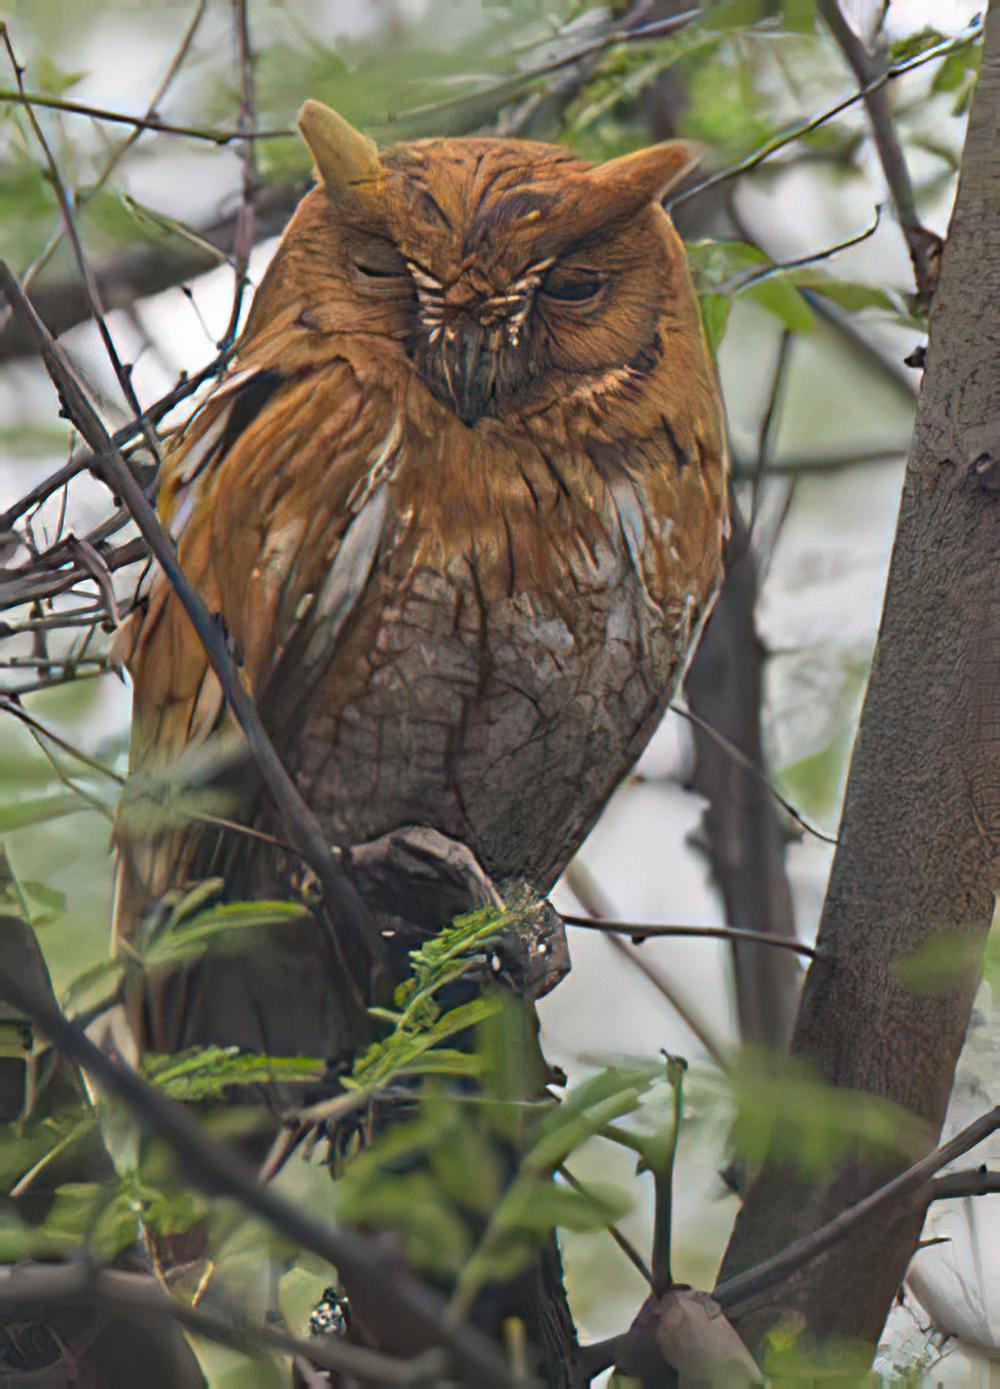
115, 291, 725, 928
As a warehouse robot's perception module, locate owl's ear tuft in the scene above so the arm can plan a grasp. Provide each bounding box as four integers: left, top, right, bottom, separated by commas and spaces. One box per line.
588, 140, 701, 209
298, 100, 383, 204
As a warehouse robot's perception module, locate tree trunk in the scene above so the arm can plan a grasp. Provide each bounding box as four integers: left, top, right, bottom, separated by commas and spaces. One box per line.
684, 502, 803, 1054
715, 1, 1000, 1353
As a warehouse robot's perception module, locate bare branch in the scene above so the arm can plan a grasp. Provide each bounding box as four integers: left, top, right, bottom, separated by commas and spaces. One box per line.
715, 1107, 1000, 1314
1, 24, 159, 454
0, 1263, 450, 1385
222, 0, 258, 349
818, 0, 942, 301
929, 1167, 1000, 1201
0, 263, 383, 979
562, 914, 820, 960
0, 86, 291, 142
670, 703, 839, 846
565, 863, 731, 1071
557, 1163, 654, 1288
12, 0, 209, 317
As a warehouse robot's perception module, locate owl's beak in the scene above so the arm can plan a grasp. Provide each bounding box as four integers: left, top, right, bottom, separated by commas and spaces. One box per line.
416, 317, 524, 426
443, 322, 497, 426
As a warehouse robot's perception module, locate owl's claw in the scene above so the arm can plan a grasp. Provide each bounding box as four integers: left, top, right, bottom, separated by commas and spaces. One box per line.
342, 825, 570, 999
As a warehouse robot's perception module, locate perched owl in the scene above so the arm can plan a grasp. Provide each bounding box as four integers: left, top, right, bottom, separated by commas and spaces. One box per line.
113, 102, 727, 1071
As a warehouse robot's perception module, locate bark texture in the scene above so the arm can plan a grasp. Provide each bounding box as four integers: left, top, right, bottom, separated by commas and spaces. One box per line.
715, 6, 1000, 1353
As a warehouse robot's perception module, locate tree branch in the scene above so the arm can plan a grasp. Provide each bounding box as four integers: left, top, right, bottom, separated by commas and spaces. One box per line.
0, 1263, 448, 1385
715, 1107, 1000, 1314
929, 1167, 1000, 1201
817, 0, 942, 301
671, 18, 983, 211
0, 968, 515, 1385
0, 263, 383, 982
562, 914, 819, 959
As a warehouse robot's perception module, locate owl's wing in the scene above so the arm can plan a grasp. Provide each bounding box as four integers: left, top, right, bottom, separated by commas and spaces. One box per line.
113, 356, 400, 946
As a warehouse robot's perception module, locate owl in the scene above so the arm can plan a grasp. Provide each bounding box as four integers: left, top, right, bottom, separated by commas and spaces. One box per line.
113, 101, 727, 1072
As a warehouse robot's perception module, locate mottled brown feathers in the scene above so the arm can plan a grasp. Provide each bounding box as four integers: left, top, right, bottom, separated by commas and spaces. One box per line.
113, 112, 727, 1066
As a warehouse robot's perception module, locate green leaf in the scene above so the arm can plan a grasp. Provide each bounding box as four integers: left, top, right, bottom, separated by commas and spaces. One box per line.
0, 793, 90, 831
0, 1182, 139, 1260
498, 1178, 631, 1234
143, 1047, 326, 1101
62, 956, 124, 1015
893, 929, 993, 997
725, 1047, 925, 1178
888, 27, 946, 64
335, 1170, 471, 1276
20, 880, 68, 913
0, 1109, 97, 1192
31, 55, 88, 97
427, 1103, 504, 1215
144, 898, 311, 968
800, 278, 901, 315
781, 0, 816, 33
745, 277, 815, 333
700, 294, 732, 352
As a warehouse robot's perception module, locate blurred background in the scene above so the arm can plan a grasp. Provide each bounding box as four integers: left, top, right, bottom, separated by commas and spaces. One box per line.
1, 0, 996, 1383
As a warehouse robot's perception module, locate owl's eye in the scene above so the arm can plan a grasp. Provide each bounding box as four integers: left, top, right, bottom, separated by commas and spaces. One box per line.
352, 242, 411, 289
541, 268, 603, 304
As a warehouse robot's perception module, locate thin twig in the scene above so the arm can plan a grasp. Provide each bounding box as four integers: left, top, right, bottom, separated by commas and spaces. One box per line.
558, 1163, 654, 1287
0, 87, 291, 143
391, 8, 700, 125
608, 936, 730, 1072
0, 263, 383, 981
714, 1107, 1000, 1313
717, 205, 884, 299
562, 914, 819, 960
670, 704, 839, 845
650, 1057, 685, 1296
0, 971, 515, 1385
1, 24, 160, 459
14, 0, 209, 310
0, 352, 228, 534
0, 696, 125, 783
671, 18, 984, 210
564, 864, 731, 1071
748, 328, 792, 536
222, 0, 258, 349
818, 0, 941, 301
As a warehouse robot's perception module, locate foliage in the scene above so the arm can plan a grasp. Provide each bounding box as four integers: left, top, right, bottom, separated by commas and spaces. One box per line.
0, 0, 993, 1384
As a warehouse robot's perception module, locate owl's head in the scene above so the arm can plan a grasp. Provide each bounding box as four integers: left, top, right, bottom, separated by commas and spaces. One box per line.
264, 101, 697, 426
